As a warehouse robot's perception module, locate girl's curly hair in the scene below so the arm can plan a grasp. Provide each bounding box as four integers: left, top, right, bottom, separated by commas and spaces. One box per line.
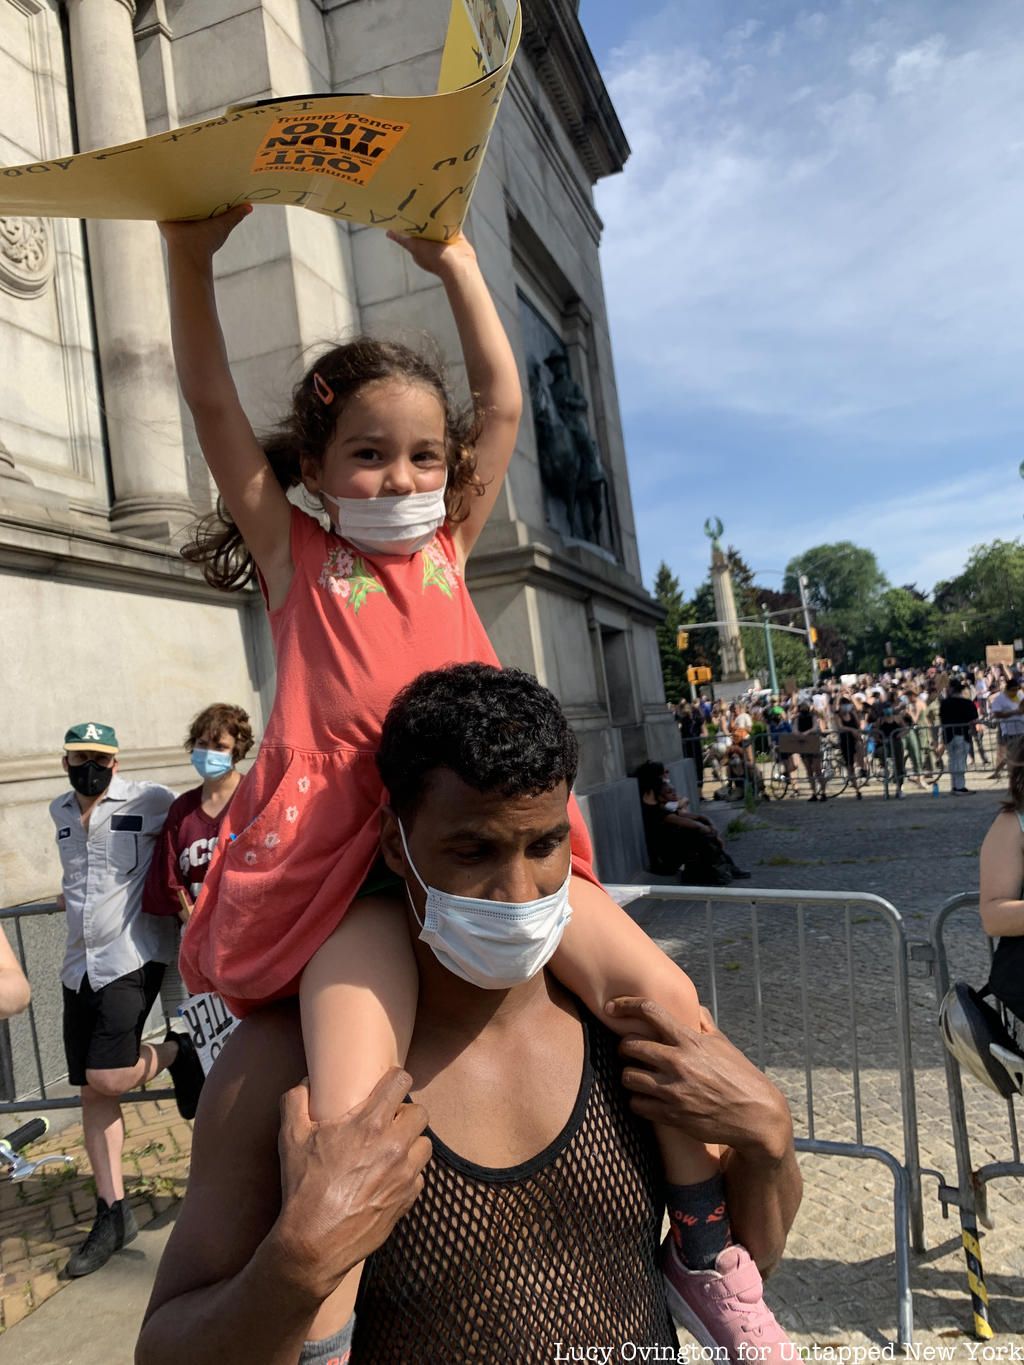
182, 337, 483, 591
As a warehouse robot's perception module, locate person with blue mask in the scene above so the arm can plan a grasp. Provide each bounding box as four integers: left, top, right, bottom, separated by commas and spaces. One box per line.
143, 704, 255, 1022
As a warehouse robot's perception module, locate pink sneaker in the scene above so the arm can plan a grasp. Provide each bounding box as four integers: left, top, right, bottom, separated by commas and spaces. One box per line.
662, 1238, 793, 1363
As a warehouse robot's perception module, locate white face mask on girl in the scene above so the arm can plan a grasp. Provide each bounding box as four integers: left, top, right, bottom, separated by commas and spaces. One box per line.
322, 479, 447, 556
398, 820, 573, 990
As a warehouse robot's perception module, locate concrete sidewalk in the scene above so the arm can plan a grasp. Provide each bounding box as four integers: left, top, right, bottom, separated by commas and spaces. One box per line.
0, 1098, 189, 1339
0, 1211, 175, 1365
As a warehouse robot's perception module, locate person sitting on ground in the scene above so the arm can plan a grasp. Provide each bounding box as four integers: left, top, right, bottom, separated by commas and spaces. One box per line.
138, 668, 798, 1365
636, 761, 751, 885
0, 927, 31, 1020
723, 735, 766, 801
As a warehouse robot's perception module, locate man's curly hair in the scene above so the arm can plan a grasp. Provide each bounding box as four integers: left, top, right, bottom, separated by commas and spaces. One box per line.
377, 664, 579, 821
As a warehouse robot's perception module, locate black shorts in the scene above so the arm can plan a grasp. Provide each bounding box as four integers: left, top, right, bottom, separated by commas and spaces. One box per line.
62, 962, 166, 1087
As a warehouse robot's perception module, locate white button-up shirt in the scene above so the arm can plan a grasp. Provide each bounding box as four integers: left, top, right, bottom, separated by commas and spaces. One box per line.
49, 775, 179, 991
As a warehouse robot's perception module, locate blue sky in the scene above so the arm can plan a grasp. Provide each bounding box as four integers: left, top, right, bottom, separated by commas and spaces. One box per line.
580, 0, 1022, 600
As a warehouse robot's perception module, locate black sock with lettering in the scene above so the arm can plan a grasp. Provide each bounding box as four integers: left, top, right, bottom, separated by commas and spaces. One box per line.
666, 1175, 733, 1270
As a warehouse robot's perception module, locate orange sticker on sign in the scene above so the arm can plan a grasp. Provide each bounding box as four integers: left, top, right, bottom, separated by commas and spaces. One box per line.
250, 113, 409, 186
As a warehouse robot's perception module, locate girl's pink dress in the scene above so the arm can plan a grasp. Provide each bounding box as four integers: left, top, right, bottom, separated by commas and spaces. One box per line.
180, 507, 599, 1017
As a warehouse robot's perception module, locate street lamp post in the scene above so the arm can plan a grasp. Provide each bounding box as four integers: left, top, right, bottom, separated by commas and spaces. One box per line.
798, 574, 819, 685
761, 603, 779, 695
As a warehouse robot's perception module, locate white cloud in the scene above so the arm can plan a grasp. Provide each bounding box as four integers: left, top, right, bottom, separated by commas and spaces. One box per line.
887, 35, 948, 94
596, 3, 1024, 435
796, 11, 828, 40
588, 1, 1024, 594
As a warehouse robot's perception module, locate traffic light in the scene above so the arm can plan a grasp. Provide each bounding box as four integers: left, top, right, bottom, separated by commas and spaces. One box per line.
676, 629, 689, 651
688, 666, 712, 684
809, 626, 818, 645
817, 658, 832, 672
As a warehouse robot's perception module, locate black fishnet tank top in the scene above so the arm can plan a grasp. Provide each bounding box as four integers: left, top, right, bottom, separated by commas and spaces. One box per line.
350, 1010, 675, 1362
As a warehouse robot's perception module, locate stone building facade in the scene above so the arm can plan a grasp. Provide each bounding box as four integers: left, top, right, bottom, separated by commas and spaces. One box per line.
1, 0, 678, 943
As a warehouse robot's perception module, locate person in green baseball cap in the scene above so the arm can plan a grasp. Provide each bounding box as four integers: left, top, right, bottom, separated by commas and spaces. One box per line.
62, 722, 120, 798
50, 721, 205, 1278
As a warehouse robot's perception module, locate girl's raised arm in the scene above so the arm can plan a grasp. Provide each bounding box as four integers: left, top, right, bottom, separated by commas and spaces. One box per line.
388, 232, 522, 564
161, 208, 294, 604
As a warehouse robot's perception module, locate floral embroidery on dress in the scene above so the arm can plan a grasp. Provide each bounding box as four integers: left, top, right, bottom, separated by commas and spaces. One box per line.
264, 832, 281, 850
318, 546, 387, 613
243, 850, 258, 866
421, 539, 461, 598
297, 776, 310, 795
285, 805, 299, 823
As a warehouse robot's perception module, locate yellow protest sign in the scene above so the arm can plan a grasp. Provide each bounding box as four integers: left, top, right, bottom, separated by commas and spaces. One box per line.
0, 0, 520, 242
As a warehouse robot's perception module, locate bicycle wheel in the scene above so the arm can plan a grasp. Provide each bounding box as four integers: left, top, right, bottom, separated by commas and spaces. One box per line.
769, 761, 790, 800
820, 744, 849, 798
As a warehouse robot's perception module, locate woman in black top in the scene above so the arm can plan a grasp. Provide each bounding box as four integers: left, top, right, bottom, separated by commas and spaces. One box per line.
795, 700, 826, 801
834, 696, 864, 800
875, 691, 909, 798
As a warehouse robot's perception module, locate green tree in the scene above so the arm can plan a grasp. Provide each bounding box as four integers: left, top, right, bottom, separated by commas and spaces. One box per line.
738, 582, 811, 688
933, 539, 1024, 662
859, 587, 941, 671
784, 542, 888, 666
653, 562, 688, 702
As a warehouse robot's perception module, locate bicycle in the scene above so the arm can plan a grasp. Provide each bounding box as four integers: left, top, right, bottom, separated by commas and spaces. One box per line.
819, 738, 850, 799
1, 1117, 75, 1184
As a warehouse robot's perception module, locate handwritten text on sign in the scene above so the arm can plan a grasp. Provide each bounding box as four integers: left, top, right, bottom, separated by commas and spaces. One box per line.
251, 114, 409, 186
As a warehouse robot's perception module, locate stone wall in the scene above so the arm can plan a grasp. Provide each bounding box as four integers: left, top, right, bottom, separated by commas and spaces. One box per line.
1, 0, 681, 1095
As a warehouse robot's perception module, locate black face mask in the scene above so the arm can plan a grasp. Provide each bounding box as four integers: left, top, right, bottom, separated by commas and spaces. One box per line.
68, 761, 113, 797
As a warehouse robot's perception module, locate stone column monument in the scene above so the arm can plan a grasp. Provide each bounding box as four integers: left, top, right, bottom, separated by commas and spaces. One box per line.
706, 517, 748, 682
66, 0, 193, 540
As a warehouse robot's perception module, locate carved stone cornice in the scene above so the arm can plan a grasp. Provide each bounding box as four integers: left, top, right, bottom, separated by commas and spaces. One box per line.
467, 537, 662, 624
0, 217, 53, 298
521, 0, 630, 182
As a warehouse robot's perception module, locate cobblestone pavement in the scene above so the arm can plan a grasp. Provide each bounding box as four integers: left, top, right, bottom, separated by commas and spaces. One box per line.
0, 1099, 188, 1333
1, 781, 1020, 1352
630, 780, 1024, 1349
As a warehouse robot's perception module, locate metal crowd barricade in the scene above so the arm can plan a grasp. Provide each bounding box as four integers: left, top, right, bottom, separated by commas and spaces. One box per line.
870, 721, 995, 799
609, 883, 922, 1350
0, 900, 174, 1114
757, 719, 998, 802
927, 893, 1024, 1341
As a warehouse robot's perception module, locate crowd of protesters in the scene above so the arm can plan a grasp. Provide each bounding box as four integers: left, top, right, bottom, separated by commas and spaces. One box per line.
672, 660, 1018, 801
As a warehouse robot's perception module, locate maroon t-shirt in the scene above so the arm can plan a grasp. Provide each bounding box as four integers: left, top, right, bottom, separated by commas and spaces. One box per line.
142, 786, 233, 916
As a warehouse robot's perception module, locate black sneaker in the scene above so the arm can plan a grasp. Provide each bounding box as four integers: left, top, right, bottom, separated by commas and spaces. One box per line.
166, 1028, 205, 1121
66, 1197, 138, 1277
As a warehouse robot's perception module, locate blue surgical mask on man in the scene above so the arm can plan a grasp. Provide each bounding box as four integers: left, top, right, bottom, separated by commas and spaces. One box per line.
398, 819, 572, 989
191, 748, 234, 779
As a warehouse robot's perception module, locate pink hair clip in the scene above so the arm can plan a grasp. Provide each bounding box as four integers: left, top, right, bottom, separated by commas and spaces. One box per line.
312, 372, 335, 406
